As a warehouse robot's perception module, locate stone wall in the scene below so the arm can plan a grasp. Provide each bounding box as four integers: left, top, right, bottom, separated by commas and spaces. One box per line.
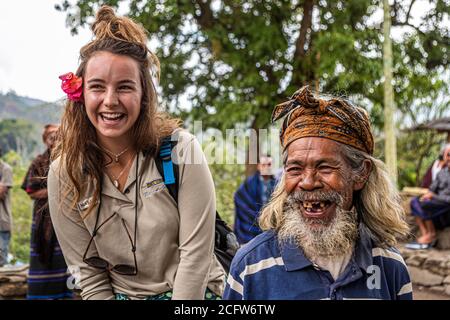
2, 250, 450, 299
399, 245, 450, 296
0, 265, 28, 299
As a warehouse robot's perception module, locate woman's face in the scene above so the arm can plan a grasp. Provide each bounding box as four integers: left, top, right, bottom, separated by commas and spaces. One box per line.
84, 51, 142, 145
44, 130, 58, 149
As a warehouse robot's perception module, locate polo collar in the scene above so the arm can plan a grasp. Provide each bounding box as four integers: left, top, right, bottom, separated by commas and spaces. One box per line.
279, 237, 312, 271
353, 223, 374, 272
101, 151, 145, 202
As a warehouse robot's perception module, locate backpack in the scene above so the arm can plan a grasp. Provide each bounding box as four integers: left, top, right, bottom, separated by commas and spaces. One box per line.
154, 137, 239, 274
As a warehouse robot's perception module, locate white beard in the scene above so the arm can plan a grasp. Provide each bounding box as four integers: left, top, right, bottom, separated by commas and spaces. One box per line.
278, 191, 358, 260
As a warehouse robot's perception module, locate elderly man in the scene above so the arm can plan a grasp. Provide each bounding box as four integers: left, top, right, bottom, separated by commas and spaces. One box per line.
224, 86, 412, 300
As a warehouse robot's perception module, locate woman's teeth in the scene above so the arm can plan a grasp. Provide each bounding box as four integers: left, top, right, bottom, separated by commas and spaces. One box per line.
100, 113, 124, 121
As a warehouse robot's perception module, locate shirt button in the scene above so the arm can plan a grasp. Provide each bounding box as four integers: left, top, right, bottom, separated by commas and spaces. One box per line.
124, 188, 130, 194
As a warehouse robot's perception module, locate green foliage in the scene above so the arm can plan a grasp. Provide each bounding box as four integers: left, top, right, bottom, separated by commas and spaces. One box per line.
209, 163, 244, 227
0, 119, 39, 162
56, 0, 449, 131
0, 91, 63, 163
55, 0, 449, 190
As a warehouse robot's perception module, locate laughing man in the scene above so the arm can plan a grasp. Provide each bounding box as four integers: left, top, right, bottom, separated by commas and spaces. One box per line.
223, 86, 412, 300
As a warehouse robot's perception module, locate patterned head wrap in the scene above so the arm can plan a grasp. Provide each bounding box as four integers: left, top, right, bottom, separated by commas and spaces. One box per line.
271, 86, 374, 155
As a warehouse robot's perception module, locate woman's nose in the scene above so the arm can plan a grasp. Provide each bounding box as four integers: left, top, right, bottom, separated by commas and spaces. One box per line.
104, 88, 119, 107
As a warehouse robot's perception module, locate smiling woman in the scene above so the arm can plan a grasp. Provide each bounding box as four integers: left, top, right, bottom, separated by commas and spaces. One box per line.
47, 5, 225, 300
84, 52, 143, 148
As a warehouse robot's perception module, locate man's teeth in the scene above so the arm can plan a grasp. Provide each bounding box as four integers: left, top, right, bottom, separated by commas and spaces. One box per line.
302, 201, 328, 209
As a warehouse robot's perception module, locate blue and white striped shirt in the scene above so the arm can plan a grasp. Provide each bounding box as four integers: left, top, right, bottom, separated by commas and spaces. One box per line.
223, 225, 412, 300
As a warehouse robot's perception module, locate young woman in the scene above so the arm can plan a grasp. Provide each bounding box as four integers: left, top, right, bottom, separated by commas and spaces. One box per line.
48, 6, 224, 300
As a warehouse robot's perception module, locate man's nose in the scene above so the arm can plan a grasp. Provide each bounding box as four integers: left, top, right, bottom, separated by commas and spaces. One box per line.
298, 170, 321, 191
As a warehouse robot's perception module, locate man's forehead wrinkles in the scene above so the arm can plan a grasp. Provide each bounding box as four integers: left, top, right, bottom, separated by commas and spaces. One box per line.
289, 148, 338, 160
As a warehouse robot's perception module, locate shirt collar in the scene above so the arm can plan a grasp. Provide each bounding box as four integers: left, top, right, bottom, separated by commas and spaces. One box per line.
101, 151, 144, 202
278, 223, 374, 272
278, 237, 312, 271
353, 223, 374, 272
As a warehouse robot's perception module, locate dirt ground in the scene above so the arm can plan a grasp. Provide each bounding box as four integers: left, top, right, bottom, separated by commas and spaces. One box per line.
413, 285, 450, 300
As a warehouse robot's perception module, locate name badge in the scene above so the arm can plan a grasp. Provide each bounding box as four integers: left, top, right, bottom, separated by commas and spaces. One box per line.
142, 178, 166, 198
77, 197, 97, 211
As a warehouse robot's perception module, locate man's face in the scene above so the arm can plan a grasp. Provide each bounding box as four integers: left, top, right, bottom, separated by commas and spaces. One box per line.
284, 137, 361, 228
258, 156, 273, 176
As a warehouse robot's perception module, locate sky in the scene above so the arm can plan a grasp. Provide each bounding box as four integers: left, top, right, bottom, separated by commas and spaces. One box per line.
0, 0, 445, 103
0, 0, 92, 102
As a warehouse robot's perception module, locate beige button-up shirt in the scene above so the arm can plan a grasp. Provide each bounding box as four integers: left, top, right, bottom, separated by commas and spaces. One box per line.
48, 131, 225, 299
0, 160, 13, 232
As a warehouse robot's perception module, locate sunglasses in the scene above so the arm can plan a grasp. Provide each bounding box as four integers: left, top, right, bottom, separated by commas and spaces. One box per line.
83, 153, 139, 276
83, 215, 138, 275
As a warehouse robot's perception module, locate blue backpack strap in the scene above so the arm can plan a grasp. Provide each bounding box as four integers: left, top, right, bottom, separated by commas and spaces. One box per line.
156, 135, 238, 273
159, 137, 175, 185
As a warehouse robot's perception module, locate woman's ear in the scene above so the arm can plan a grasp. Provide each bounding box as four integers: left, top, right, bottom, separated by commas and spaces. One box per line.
353, 159, 372, 191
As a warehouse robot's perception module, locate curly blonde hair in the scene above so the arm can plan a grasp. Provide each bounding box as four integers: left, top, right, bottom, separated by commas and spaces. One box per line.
53, 5, 181, 216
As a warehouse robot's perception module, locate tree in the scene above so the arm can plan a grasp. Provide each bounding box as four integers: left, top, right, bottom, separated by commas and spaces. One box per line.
383, 0, 398, 184
56, 0, 449, 179
0, 119, 41, 162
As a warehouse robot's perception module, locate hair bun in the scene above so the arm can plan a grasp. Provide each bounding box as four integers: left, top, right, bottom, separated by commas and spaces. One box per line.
91, 5, 147, 45
95, 5, 116, 25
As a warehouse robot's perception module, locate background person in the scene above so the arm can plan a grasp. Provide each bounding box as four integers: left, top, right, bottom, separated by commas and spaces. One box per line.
407, 144, 450, 249
21, 124, 73, 299
419, 144, 448, 189
0, 146, 13, 267
233, 154, 276, 245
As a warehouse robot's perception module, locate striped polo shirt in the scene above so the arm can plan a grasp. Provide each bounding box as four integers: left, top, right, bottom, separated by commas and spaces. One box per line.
223, 225, 412, 300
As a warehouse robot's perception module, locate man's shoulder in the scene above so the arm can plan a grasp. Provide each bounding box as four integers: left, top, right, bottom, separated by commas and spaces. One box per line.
371, 246, 408, 270
0, 161, 12, 172
437, 167, 450, 179
232, 230, 279, 266
236, 172, 260, 192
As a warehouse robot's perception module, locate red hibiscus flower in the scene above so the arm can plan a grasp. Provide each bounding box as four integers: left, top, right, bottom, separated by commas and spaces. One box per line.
59, 72, 83, 102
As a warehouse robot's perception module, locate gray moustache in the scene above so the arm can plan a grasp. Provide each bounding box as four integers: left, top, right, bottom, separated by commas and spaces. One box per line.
289, 190, 343, 206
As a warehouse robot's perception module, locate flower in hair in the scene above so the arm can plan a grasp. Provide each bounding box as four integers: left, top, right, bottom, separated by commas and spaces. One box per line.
59, 72, 83, 102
